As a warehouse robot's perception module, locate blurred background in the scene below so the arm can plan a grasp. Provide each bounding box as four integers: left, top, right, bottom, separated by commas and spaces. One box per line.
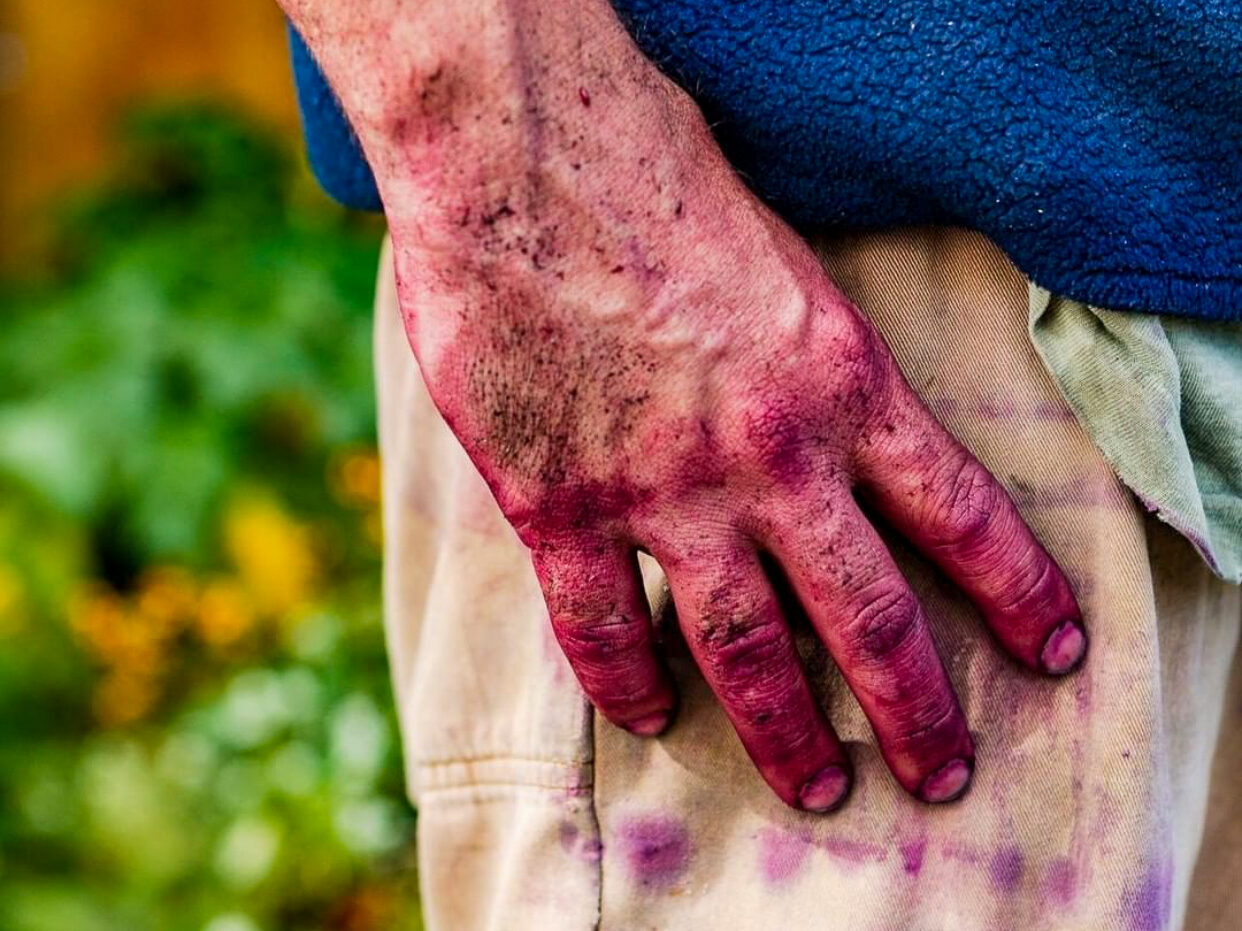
0, 3, 419, 929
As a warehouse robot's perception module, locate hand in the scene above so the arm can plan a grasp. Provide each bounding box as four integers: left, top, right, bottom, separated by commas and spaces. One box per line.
284, 0, 1087, 811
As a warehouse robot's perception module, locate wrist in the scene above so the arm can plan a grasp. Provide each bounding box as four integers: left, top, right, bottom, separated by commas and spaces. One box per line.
283, 0, 690, 215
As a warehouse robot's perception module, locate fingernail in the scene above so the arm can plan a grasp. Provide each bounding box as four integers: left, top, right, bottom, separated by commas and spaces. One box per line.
798, 764, 852, 813
1040, 620, 1087, 675
628, 711, 672, 737
919, 757, 973, 804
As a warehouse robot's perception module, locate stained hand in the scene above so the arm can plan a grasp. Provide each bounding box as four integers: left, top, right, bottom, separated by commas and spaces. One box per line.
285, 0, 1087, 812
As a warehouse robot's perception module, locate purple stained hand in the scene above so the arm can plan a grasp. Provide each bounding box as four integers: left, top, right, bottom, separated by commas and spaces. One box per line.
282, 0, 1087, 812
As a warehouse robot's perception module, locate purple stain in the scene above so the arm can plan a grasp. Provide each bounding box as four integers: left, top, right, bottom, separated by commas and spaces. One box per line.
990, 847, 1025, 892
1127, 859, 1173, 931
1008, 475, 1128, 510
559, 820, 603, 863
940, 841, 984, 866
581, 837, 603, 862
743, 400, 814, 487
1045, 856, 1078, 906
898, 838, 927, 876
978, 396, 1018, 419
818, 835, 888, 866
619, 814, 691, 889
1033, 399, 1077, 421
758, 828, 810, 887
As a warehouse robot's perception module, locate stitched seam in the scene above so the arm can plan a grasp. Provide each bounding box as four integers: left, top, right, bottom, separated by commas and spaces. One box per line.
416, 752, 592, 768
588, 708, 603, 931
417, 779, 595, 795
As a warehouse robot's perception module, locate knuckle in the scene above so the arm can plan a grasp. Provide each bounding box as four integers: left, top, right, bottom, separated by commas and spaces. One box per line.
993, 552, 1060, 616
927, 455, 1007, 552
697, 612, 788, 681
826, 306, 880, 378
888, 697, 962, 753
844, 583, 922, 664
555, 611, 645, 668
691, 587, 810, 726
829, 310, 895, 412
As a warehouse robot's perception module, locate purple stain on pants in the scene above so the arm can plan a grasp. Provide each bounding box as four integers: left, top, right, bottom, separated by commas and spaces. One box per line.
819, 836, 888, 866
619, 814, 691, 889
990, 847, 1025, 892
1128, 860, 1173, 931
758, 828, 810, 887
1045, 856, 1078, 906
898, 839, 927, 876
559, 821, 602, 864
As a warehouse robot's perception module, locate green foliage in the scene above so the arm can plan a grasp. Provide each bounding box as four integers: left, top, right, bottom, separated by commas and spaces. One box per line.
0, 104, 420, 930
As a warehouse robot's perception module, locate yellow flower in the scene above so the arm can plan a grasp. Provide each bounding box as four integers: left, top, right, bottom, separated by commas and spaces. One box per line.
330, 449, 382, 508
224, 495, 318, 617
194, 577, 255, 648
68, 584, 126, 656
93, 668, 159, 727
69, 583, 168, 674
135, 566, 197, 639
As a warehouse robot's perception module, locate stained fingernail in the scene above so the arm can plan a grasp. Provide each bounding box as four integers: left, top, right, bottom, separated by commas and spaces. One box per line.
919, 757, 973, 804
1040, 620, 1087, 675
798, 764, 852, 813
628, 711, 672, 737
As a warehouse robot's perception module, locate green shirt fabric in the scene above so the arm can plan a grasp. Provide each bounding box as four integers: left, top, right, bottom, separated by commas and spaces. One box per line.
1030, 289, 1242, 583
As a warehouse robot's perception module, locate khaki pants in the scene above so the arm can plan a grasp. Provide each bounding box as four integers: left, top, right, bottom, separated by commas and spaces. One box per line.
374, 228, 1242, 930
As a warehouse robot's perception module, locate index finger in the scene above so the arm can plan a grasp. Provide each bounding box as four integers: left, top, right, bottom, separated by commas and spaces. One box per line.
854, 390, 1087, 675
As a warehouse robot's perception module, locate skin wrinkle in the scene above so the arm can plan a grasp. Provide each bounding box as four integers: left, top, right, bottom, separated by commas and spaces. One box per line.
281, 0, 1088, 811
839, 584, 925, 665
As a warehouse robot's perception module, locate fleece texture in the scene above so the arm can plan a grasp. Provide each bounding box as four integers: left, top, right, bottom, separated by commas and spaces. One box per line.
288, 2, 1242, 321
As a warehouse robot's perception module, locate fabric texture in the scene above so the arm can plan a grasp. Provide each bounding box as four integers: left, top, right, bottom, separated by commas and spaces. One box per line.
295, 2, 1242, 320
1030, 293, 1242, 583
374, 227, 1242, 930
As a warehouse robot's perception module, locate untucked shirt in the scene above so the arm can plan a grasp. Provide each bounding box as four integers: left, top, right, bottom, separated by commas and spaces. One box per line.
1030, 290, 1242, 584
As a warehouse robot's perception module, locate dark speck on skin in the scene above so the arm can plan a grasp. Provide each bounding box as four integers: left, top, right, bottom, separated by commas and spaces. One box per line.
578, 86, 591, 107
619, 814, 691, 889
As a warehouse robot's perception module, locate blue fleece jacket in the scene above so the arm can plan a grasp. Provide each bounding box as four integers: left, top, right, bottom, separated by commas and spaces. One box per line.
289, 2, 1242, 321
